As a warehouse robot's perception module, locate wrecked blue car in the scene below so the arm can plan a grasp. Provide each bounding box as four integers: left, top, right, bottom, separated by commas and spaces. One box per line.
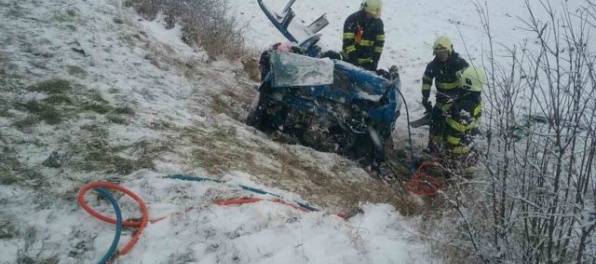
247, 0, 402, 162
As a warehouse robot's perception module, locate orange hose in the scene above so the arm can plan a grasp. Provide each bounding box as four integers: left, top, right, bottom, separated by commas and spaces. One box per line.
78, 182, 149, 258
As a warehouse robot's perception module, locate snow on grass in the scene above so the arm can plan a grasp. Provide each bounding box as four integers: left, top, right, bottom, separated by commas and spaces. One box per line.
7, 0, 586, 261
0, 0, 433, 263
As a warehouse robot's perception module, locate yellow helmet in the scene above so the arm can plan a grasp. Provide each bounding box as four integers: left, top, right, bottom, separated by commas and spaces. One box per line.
362, 0, 383, 18
458, 66, 486, 92
433, 36, 453, 55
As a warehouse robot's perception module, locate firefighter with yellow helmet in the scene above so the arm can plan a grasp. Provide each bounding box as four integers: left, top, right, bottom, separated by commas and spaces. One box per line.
421, 36, 469, 154
341, 0, 385, 71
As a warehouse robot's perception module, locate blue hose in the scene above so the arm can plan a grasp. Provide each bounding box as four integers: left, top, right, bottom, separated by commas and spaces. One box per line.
164, 175, 317, 212
238, 185, 281, 198
394, 80, 416, 174
94, 187, 122, 264
165, 175, 224, 183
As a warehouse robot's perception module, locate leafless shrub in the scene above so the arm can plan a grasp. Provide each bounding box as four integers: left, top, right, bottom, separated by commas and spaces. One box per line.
128, 0, 250, 60
439, 1, 596, 263
126, 0, 159, 20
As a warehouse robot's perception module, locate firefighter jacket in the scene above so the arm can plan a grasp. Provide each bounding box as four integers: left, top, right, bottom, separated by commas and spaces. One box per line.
444, 92, 482, 155
342, 10, 385, 71
421, 52, 469, 109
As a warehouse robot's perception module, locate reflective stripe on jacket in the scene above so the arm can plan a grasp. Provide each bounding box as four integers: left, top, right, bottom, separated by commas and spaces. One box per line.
421, 52, 469, 105
342, 10, 384, 71
444, 92, 482, 154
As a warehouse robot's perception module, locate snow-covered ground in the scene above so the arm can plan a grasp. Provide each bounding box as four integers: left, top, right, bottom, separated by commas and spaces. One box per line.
0, 0, 590, 263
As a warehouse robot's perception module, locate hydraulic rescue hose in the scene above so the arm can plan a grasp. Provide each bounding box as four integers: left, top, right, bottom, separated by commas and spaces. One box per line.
92, 187, 122, 264
391, 81, 447, 196
166, 175, 348, 218
164, 175, 321, 212
404, 161, 447, 196
78, 182, 149, 262
393, 80, 415, 166
216, 198, 311, 213
79, 177, 346, 263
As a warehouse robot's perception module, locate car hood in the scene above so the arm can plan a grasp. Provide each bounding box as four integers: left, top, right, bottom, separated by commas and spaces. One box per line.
270, 52, 392, 104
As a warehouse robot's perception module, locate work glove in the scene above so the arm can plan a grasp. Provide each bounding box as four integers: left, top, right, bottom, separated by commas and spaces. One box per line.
422, 97, 432, 113
375, 69, 390, 79
388, 65, 399, 80
340, 51, 351, 62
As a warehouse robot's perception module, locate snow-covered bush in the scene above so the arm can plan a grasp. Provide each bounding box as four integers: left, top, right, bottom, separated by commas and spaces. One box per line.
128, 0, 249, 59
441, 1, 596, 263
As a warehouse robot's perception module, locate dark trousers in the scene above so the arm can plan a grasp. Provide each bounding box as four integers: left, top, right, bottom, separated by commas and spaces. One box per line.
428, 105, 446, 154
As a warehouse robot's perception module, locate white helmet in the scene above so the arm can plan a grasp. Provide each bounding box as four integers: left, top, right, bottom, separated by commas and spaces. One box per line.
458, 66, 486, 92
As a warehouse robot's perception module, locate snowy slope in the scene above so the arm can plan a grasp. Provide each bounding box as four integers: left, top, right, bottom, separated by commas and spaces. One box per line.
1, 0, 589, 263
0, 0, 433, 263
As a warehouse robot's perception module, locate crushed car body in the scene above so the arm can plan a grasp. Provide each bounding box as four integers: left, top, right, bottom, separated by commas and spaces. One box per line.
247, 0, 402, 164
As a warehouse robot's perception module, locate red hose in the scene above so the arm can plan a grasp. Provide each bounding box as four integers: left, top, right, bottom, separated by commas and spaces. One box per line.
79, 183, 349, 262
78, 182, 149, 257
215, 198, 262, 206
270, 199, 310, 213
216, 198, 309, 213
404, 161, 447, 196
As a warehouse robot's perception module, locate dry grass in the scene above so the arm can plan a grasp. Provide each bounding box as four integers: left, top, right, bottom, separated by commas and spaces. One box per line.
0, 217, 18, 239
0, 144, 50, 189
126, 0, 159, 20
210, 83, 257, 122
15, 79, 135, 127
42, 94, 73, 105
16, 78, 74, 125
70, 128, 170, 175
0, 150, 23, 185
405, 183, 484, 264
178, 124, 422, 214
27, 78, 72, 94
148, 119, 173, 130
66, 65, 87, 78
240, 55, 261, 82
13, 225, 60, 264
0, 105, 9, 117
17, 100, 63, 125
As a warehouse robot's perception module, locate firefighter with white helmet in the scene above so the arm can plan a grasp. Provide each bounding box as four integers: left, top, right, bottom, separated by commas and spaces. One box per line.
445, 66, 485, 155
442, 66, 485, 177
341, 0, 385, 71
